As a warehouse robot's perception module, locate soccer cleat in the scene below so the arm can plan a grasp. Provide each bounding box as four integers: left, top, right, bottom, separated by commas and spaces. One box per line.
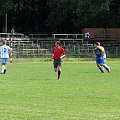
108, 68, 110, 73
4, 69, 6, 74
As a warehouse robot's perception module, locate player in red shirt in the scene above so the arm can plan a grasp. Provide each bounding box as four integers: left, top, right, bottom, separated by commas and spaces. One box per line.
52, 41, 66, 80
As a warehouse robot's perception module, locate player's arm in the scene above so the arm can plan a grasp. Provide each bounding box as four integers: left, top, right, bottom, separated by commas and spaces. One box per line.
101, 51, 105, 56
52, 54, 54, 59
60, 54, 66, 59
9, 48, 12, 63
52, 48, 54, 59
93, 49, 96, 58
99, 47, 105, 59
60, 49, 66, 59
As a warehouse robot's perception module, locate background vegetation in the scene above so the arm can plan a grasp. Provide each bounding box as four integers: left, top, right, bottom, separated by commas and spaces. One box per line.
0, 0, 119, 33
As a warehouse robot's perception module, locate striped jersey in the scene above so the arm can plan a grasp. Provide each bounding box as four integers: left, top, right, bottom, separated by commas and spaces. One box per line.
94, 46, 106, 58
0, 45, 10, 58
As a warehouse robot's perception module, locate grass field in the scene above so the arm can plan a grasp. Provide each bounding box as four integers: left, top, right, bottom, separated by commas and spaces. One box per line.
0, 59, 120, 120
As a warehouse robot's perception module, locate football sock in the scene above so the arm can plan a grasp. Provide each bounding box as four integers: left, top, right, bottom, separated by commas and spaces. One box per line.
58, 70, 61, 80
103, 64, 110, 72
98, 66, 104, 73
4, 69, 6, 74
1, 65, 5, 73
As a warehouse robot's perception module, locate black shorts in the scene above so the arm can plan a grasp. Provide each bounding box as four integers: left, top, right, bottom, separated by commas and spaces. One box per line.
54, 59, 61, 68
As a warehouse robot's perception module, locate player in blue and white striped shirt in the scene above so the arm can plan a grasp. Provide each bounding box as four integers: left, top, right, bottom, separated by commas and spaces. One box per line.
0, 40, 12, 74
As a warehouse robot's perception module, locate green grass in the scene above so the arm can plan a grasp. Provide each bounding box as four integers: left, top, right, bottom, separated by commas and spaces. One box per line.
0, 59, 120, 120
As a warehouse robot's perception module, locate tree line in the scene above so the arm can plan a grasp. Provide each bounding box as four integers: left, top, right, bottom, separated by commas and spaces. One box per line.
0, 0, 119, 33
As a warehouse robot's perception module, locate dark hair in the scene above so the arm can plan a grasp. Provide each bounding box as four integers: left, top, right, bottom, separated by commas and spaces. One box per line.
56, 41, 61, 46
2, 40, 7, 44
95, 42, 100, 46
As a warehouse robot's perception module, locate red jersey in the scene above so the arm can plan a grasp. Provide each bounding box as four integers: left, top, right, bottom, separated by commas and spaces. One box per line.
52, 47, 66, 60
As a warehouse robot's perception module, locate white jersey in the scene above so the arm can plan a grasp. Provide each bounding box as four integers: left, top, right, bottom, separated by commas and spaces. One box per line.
0, 45, 10, 58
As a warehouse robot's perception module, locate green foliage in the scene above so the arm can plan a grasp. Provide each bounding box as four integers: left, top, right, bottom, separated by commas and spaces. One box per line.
0, 0, 13, 15
46, 0, 110, 32
0, 0, 119, 32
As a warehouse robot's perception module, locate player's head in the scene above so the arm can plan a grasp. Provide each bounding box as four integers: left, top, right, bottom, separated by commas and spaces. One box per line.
95, 42, 100, 47
2, 39, 7, 45
55, 41, 61, 47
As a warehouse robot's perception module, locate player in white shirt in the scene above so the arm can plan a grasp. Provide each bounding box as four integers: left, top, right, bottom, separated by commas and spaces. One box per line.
0, 40, 12, 74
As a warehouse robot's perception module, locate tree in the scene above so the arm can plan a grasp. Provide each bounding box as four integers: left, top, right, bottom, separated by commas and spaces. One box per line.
0, 0, 118, 33
8, 0, 49, 33
0, 0, 12, 15
109, 0, 120, 27
0, 0, 13, 32
46, 0, 110, 32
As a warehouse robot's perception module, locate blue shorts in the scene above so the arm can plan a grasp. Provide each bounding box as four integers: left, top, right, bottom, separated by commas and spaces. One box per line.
96, 57, 106, 64
1, 58, 8, 65
54, 59, 61, 68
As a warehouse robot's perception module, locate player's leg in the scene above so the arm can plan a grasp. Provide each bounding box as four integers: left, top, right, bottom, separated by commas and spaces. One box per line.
1, 64, 5, 74
54, 60, 58, 72
3, 58, 8, 74
101, 58, 110, 73
97, 64, 104, 73
102, 64, 110, 73
1, 58, 7, 74
58, 66, 61, 80
54, 60, 60, 80
57, 60, 62, 80
96, 58, 104, 73
53, 59, 62, 80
